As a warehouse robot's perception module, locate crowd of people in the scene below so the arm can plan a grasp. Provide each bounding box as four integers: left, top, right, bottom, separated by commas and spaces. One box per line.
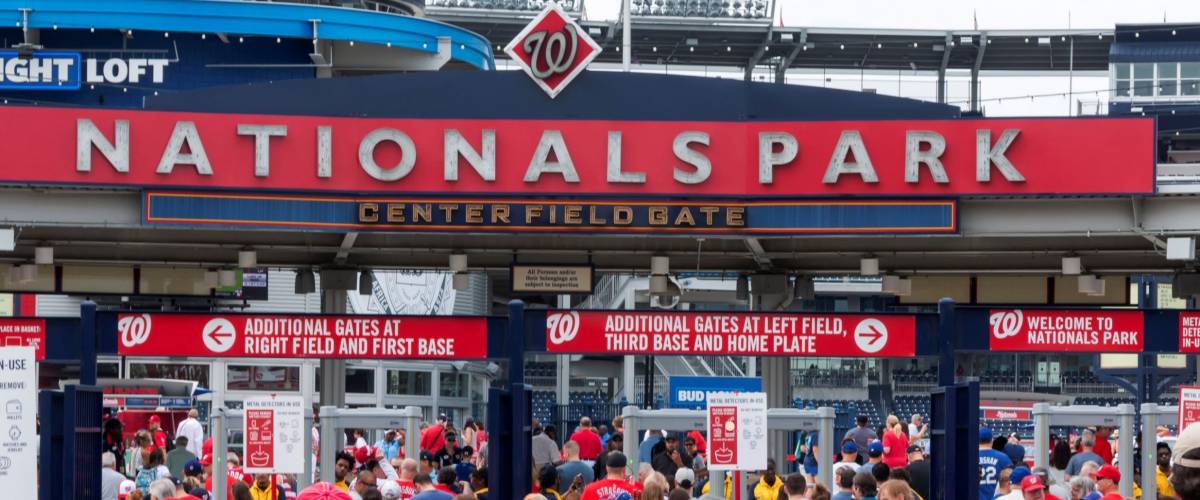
100, 406, 1200, 500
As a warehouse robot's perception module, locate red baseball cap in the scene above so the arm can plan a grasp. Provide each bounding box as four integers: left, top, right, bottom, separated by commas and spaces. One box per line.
1091, 464, 1121, 483
1020, 475, 1046, 492
148, 415, 161, 424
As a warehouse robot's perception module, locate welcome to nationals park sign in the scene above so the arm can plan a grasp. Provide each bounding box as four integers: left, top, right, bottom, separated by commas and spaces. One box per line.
0, 106, 1156, 198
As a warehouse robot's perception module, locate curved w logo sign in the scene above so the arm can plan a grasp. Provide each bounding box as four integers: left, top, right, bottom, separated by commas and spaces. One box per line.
546, 310, 580, 345
505, 1, 601, 98
989, 310, 1023, 340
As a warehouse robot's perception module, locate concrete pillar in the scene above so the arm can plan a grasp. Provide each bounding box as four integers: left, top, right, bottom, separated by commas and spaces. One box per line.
320, 289, 347, 408
763, 357, 791, 475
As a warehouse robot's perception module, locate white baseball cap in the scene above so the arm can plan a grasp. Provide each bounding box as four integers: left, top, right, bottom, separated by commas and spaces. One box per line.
1174, 422, 1200, 469
674, 467, 696, 487
378, 479, 402, 500
118, 480, 137, 499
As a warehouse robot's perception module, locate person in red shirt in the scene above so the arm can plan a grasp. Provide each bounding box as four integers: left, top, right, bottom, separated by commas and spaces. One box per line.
581, 452, 635, 500
1091, 465, 1124, 500
569, 417, 603, 462
148, 415, 168, 451
420, 422, 446, 454
1092, 427, 1114, 465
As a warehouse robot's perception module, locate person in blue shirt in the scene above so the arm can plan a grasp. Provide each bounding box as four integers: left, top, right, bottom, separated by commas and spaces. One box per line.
639, 429, 663, 464
376, 430, 402, 461
979, 428, 1014, 500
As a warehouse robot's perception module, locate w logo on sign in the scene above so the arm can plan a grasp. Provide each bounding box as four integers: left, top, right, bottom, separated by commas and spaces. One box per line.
546, 311, 580, 345
989, 310, 1023, 339
118, 314, 152, 347
504, 1, 601, 98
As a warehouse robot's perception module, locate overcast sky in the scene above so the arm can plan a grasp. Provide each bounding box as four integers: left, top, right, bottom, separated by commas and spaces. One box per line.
580, 0, 1200, 116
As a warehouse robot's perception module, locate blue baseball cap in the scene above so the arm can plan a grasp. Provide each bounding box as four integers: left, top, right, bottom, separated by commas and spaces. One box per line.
867, 440, 884, 456
183, 458, 202, 477
1010, 467, 1031, 484
980, 428, 994, 443
842, 441, 858, 454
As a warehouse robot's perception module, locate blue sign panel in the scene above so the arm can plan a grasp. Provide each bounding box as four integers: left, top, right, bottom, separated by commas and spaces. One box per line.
668, 376, 762, 409
144, 192, 958, 236
0, 51, 81, 90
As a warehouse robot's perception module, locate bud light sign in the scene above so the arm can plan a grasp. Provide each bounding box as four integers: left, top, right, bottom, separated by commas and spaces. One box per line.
0, 51, 169, 90
669, 376, 761, 409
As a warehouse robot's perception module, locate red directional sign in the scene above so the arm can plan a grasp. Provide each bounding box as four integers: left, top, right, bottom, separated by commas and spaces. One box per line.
988, 309, 1143, 352
0, 319, 45, 360
544, 311, 915, 357
116, 313, 488, 359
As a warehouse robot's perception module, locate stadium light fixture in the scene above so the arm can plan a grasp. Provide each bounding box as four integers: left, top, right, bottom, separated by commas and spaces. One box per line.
1078, 274, 1106, 296
449, 253, 468, 272
34, 246, 53, 265
650, 255, 670, 275
1061, 256, 1082, 275
238, 249, 257, 269
453, 272, 470, 291
860, 258, 879, 276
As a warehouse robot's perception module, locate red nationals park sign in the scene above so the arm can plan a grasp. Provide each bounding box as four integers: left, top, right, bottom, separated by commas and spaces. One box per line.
544, 311, 915, 357
988, 309, 1143, 352
116, 313, 487, 359
0, 106, 1154, 197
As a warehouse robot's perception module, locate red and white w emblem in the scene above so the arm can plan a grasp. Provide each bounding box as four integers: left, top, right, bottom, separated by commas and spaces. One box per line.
504, 1, 601, 98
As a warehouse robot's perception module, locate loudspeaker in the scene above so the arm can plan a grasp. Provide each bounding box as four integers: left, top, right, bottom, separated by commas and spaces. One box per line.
1173, 273, 1200, 298
750, 274, 789, 295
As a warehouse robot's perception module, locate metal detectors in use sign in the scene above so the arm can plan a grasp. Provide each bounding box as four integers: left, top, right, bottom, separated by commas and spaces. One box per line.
707, 392, 767, 471
243, 394, 305, 474
544, 311, 915, 356
988, 309, 1143, 352
1179, 312, 1200, 353
117, 313, 487, 359
1181, 386, 1200, 431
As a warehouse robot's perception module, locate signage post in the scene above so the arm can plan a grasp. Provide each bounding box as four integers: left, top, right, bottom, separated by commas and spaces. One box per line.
706, 392, 767, 472
1180, 386, 1200, 431
243, 395, 305, 475
0, 346, 36, 500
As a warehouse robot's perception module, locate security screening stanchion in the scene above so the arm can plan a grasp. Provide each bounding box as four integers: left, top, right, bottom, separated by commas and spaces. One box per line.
212, 407, 228, 500
1139, 402, 1179, 500
1031, 402, 1136, 499
620, 405, 836, 500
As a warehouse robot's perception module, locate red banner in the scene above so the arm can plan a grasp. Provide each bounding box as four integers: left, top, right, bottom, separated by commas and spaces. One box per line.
544, 311, 915, 357
245, 409, 275, 470
0, 319, 46, 360
988, 309, 1143, 352
982, 409, 1032, 420
1180, 312, 1200, 353
0, 106, 1153, 197
116, 313, 488, 359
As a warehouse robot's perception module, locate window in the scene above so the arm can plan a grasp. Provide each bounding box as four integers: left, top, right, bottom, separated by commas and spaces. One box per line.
387, 370, 431, 396
1114, 64, 1131, 97
99, 362, 119, 379
129, 363, 210, 387
1184, 63, 1200, 96
346, 368, 375, 394
440, 372, 467, 398
1158, 63, 1179, 96
1133, 63, 1154, 96
227, 365, 300, 391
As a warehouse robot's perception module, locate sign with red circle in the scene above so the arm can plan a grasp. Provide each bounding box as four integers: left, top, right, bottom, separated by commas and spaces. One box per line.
545, 310, 915, 357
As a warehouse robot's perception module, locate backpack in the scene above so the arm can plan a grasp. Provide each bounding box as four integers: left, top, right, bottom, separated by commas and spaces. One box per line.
134, 466, 160, 495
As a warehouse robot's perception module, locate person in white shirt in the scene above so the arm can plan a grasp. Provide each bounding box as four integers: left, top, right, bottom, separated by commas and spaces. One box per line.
101, 452, 126, 500
175, 409, 205, 456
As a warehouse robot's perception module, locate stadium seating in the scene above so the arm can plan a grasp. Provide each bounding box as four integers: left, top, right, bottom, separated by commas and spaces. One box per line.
794, 398, 882, 432
630, 0, 771, 19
